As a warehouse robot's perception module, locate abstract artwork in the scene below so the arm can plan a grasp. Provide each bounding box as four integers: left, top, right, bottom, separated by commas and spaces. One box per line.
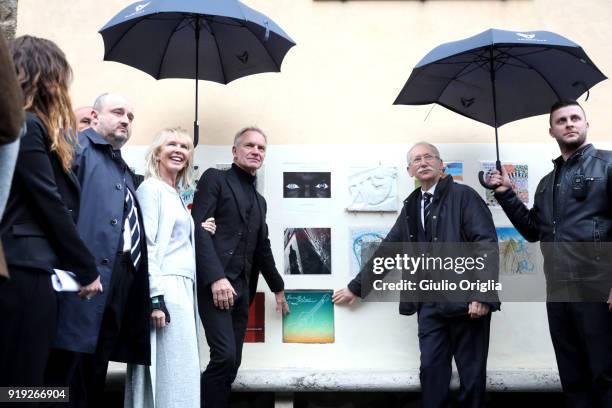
481, 162, 528, 207
244, 292, 265, 343
497, 227, 536, 275
283, 172, 331, 198
284, 228, 331, 275
445, 161, 463, 183
349, 227, 389, 277
347, 167, 398, 212
283, 290, 334, 343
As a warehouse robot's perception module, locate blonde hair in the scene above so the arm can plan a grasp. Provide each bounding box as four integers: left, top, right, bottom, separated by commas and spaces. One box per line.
11, 35, 77, 172
145, 127, 195, 189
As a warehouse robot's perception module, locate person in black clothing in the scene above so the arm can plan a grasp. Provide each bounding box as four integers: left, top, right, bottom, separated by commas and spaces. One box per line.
191, 126, 289, 408
488, 100, 612, 408
334, 142, 498, 408
0, 35, 102, 391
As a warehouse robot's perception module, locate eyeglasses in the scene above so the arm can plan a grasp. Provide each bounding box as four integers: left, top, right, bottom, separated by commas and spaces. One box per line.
410, 154, 439, 166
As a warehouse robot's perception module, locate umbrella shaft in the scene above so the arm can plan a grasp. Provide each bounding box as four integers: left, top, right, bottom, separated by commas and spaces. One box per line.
489, 46, 500, 162
194, 17, 200, 146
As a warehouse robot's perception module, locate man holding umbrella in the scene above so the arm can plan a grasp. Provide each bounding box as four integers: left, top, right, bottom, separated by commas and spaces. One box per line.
488, 100, 612, 407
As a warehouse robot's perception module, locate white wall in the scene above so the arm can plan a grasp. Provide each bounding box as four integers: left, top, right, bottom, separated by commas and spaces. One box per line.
122, 140, 612, 371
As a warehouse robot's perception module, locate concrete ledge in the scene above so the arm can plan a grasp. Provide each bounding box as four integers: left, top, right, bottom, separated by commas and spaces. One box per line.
232, 369, 561, 392
109, 363, 561, 392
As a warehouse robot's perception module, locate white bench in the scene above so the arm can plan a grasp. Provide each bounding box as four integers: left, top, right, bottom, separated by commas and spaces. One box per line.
109, 364, 561, 407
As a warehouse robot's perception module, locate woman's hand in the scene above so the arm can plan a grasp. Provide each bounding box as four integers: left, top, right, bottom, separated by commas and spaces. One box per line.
151, 295, 171, 328
202, 217, 216, 235
151, 309, 167, 328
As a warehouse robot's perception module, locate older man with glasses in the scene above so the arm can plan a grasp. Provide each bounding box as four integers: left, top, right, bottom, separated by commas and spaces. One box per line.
334, 141, 499, 408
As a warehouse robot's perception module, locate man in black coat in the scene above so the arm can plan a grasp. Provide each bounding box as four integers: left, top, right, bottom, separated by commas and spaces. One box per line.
334, 142, 499, 408
488, 100, 612, 408
192, 126, 289, 408
45, 93, 150, 408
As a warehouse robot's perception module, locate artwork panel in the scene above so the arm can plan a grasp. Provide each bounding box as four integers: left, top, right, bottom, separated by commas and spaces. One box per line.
347, 166, 398, 212
284, 228, 332, 275
282, 290, 334, 343
244, 292, 265, 343
496, 227, 537, 275
283, 172, 331, 198
445, 161, 464, 183
481, 162, 529, 207
349, 227, 390, 278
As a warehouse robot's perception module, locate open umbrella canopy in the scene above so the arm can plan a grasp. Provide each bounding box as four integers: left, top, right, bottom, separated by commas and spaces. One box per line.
99, 0, 296, 146
99, 0, 295, 84
394, 28, 606, 128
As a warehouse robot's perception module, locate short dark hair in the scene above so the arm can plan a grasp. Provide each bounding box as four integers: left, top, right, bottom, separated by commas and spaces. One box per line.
549, 99, 585, 126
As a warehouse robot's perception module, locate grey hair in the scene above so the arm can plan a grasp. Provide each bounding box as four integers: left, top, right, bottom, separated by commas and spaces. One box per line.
233, 126, 267, 147
407, 141, 441, 165
92, 93, 110, 111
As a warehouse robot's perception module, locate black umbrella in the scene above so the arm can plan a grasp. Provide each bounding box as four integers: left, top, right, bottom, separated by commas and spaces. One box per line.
394, 28, 606, 187
100, 0, 296, 146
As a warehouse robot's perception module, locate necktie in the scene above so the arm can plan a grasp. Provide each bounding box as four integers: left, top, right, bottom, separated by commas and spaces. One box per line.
423, 192, 433, 232
125, 189, 141, 269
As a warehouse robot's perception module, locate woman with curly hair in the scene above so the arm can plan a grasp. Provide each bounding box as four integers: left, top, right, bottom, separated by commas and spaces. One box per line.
0, 35, 102, 387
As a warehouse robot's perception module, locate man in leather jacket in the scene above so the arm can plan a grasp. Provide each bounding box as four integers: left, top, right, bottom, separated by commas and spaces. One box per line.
488, 100, 612, 408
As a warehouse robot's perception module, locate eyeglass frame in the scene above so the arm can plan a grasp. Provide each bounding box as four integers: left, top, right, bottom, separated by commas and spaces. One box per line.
409, 154, 440, 166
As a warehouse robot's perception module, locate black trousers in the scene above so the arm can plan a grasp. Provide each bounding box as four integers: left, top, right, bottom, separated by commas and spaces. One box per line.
0, 266, 56, 407
44, 253, 134, 408
547, 302, 612, 408
199, 276, 250, 408
417, 303, 491, 408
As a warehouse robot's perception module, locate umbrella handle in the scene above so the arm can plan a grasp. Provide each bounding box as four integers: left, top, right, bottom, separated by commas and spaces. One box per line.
477, 160, 502, 190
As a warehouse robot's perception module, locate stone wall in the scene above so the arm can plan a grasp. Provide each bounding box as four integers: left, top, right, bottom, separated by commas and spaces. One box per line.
0, 0, 17, 39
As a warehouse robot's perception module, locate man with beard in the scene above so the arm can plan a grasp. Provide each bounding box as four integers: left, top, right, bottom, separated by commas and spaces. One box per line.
488, 100, 612, 407
45, 93, 150, 407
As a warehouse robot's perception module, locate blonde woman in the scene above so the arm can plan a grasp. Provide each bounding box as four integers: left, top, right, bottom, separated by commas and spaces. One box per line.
125, 127, 214, 408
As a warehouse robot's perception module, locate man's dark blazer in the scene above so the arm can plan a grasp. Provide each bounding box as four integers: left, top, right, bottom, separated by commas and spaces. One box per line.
191, 166, 284, 304
348, 174, 499, 316
0, 112, 98, 283
51, 128, 150, 365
